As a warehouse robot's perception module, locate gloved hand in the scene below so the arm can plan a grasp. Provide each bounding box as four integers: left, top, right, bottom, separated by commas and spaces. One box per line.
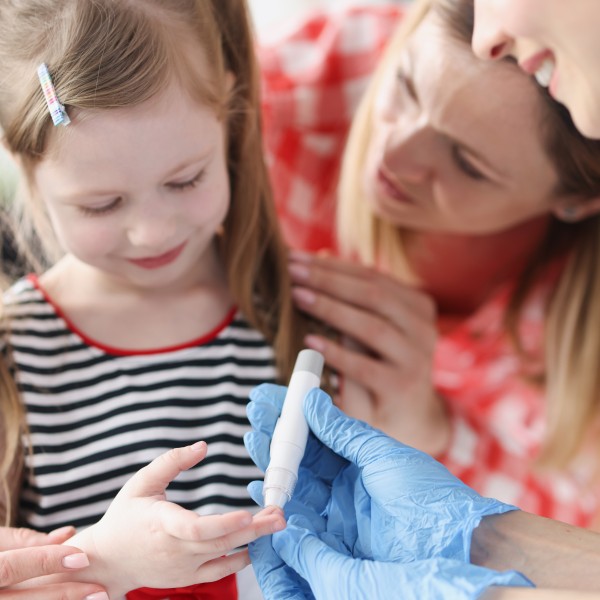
245, 384, 347, 480
244, 384, 350, 599
245, 384, 518, 564
247, 478, 352, 600
249, 531, 314, 600
271, 514, 532, 600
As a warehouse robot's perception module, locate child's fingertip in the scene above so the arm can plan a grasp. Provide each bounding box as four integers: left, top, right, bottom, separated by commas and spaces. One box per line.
190, 441, 207, 452
48, 525, 76, 540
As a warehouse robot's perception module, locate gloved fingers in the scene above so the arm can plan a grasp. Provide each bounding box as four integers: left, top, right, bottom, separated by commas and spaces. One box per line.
244, 430, 271, 473
247, 480, 265, 507
282, 498, 327, 536
300, 432, 348, 485
248, 384, 287, 434
304, 389, 407, 469
295, 466, 334, 514
273, 514, 354, 596
249, 534, 316, 600
248, 478, 328, 536
286, 514, 350, 557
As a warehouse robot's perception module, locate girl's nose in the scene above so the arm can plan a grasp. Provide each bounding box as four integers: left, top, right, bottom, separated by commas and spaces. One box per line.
127, 195, 177, 249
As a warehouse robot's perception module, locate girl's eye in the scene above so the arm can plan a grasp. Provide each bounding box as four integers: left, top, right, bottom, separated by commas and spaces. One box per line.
168, 170, 205, 191
79, 197, 122, 216
452, 146, 486, 181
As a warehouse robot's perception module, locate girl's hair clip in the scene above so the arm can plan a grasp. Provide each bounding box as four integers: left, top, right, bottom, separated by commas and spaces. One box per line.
37, 63, 71, 127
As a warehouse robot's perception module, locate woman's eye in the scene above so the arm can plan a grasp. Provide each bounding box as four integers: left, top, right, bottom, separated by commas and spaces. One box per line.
168, 170, 205, 191
396, 69, 418, 102
452, 146, 486, 181
79, 197, 122, 216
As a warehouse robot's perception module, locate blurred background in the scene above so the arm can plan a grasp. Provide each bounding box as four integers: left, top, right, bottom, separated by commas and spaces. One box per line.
248, 0, 408, 40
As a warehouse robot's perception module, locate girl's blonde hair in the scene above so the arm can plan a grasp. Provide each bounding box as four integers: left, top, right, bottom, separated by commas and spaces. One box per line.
338, 0, 600, 469
0, 0, 309, 523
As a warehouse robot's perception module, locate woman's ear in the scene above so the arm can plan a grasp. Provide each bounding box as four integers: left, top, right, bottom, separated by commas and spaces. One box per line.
552, 196, 600, 223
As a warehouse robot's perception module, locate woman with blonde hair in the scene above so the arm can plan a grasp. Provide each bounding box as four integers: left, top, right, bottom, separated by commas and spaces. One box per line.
262, 0, 600, 528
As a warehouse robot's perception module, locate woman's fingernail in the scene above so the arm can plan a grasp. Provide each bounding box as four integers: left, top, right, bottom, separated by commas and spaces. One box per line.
63, 552, 90, 569
288, 263, 310, 281
292, 287, 316, 305
289, 249, 312, 262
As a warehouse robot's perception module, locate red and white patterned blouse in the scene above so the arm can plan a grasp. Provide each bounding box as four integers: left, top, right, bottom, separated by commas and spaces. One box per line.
259, 6, 600, 527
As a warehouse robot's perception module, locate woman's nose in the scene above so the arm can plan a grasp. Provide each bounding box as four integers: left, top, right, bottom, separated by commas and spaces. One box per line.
383, 125, 434, 184
472, 0, 514, 61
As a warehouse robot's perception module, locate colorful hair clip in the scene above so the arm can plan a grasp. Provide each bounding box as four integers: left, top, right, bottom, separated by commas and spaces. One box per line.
37, 63, 71, 127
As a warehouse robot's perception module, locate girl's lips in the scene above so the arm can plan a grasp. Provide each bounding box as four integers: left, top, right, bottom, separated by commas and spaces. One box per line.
376, 168, 414, 204
128, 242, 187, 269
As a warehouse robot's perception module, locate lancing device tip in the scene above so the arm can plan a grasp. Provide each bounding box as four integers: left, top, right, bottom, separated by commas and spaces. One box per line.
263, 349, 324, 509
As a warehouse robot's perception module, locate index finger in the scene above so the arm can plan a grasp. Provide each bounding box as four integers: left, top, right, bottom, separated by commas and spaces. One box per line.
0, 545, 89, 587
289, 250, 433, 320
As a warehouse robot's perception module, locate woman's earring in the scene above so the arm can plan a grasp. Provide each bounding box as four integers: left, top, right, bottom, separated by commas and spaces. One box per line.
559, 206, 579, 222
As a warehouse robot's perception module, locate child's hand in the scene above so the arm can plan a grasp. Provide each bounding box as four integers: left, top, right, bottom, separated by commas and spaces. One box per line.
67, 442, 285, 597
288, 251, 449, 456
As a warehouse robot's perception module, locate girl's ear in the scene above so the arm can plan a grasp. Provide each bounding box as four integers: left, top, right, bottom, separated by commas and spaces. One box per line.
552, 196, 600, 223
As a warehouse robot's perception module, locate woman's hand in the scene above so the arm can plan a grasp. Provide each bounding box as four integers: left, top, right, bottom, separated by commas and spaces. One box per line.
67, 442, 286, 598
0, 526, 107, 599
288, 250, 449, 455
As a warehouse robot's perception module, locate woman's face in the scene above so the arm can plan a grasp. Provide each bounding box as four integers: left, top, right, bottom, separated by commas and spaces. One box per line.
363, 10, 564, 234
472, 0, 600, 139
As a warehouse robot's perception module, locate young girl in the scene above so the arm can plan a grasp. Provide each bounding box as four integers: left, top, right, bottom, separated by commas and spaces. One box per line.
0, 0, 305, 597
261, 0, 600, 527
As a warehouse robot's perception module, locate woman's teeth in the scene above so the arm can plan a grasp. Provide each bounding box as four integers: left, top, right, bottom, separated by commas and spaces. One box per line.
535, 58, 555, 88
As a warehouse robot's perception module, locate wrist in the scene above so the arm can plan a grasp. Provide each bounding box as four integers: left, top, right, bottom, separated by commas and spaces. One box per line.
471, 510, 600, 590
64, 524, 130, 597
386, 390, 450, 456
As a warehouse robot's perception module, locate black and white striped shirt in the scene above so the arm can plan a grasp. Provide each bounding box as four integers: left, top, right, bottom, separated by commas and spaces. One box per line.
5, 277, 274, 532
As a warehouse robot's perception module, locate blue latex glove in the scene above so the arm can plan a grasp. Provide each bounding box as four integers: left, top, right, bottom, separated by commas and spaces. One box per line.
245, 384, 519, 563
245, 384, 350, 599
272, 514, 533, 600
246, 384, 349, 600
245, 384, 347, 480
248, 481, 345, 600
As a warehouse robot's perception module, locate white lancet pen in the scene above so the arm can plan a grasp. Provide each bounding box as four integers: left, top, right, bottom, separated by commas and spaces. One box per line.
263, 349, 324, 509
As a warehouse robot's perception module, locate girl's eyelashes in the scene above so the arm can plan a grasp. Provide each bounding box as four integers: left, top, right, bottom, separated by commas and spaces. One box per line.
78, 197, 123, 217
167, 169, 206, 191
76, 170, 206, 216
451, 145, 486, 181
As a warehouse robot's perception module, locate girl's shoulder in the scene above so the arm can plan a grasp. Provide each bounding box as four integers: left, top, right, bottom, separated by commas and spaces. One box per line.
3, 274, 59, 329
3, 274, 44, 308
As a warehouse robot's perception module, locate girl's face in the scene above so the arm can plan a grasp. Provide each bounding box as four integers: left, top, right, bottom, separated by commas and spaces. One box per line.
472, 0, 600, 139
33, 81, 230, 291
363, 11, 566, 234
